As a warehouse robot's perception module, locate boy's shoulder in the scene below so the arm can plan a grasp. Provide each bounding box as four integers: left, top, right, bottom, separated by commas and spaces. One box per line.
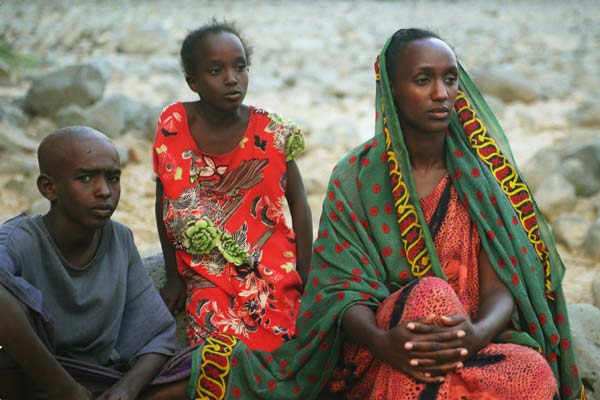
0, 213, 41, 247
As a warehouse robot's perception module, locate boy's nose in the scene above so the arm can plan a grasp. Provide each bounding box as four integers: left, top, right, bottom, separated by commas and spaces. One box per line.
95, 178, 112, 197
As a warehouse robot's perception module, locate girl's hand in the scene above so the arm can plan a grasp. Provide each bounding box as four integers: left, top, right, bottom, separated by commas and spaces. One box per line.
159, 275, 185, 315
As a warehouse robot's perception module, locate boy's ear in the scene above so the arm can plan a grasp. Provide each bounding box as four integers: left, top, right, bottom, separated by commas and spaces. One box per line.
37, 173, 57, 201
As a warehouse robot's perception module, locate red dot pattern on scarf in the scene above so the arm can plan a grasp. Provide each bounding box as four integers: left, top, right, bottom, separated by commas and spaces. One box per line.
512, 273, 520, 285
349, 155, 357, 164
472, 168, 480, 177
372, 184, 381, 193
381, 223, 390, 234
529, 322, 537, 334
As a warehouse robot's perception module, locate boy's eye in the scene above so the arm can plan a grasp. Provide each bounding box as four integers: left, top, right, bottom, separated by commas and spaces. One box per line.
78, 175, 92, 182
108, 174, 120, 183
208, 67, 220, 75
235, 63, 247, 72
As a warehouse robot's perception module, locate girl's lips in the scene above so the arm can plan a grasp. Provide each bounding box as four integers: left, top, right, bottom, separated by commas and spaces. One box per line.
224, 91, 242, 100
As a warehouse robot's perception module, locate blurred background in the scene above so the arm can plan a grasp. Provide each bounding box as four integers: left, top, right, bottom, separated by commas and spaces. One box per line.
0, 0, 598, 305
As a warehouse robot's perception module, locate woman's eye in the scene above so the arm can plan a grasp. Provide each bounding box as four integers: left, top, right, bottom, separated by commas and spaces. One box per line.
415, 78, 429, 85
445, 75, 458, 85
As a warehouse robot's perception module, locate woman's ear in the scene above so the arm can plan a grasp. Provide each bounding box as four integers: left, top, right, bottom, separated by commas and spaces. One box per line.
37, 174, 57, 201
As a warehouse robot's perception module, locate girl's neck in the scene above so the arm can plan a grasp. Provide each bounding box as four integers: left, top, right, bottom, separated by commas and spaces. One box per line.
194, 100, 244, 127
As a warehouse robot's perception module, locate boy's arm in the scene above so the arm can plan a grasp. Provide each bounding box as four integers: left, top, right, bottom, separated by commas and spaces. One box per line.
155, 179, 185, 315
0, 284, 91, 400
285, 160, 312, 285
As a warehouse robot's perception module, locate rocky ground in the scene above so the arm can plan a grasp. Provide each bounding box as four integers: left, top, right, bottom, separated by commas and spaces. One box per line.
1, 0, 600, 395
1, 1, 599, 301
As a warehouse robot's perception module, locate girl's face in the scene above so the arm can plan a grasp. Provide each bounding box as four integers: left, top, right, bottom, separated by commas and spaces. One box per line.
186, 31, 249, 111
390, 38, 458, 137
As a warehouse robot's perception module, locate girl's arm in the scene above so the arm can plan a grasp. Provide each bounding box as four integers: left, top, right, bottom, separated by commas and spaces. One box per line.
285, 160, 312, 285
155, 179, 185, 315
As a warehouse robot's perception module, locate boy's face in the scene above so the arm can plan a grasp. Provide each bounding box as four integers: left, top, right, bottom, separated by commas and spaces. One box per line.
50, 137, 121, 231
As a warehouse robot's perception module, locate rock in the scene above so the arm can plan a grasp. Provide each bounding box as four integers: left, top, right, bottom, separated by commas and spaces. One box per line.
27, 198, 50, 216
0, 58, 11, 79
116, 24, 173, 55
552, 213, 591, 251
533, 174, 577, 221
311, 118, 362, 152
567, 304, 600, 397
593, 269, 600, 310
568, 102, 600, 128
114, 143, 130, 167
473, 66, 540, 103
521, 148, 561, 192
151, 57, 182, 75
0, 154, 38, 175
143, 253, 167, 290
84, 96, 128, 137
0, 122, 39, 153
4, 173, 40, 203
0, 103, 29, 127
584, 220, 600, 260
24, 117, 57, 141
24, 63, 107, 116
563, 141, 600, 196
141, 253, 187, 349
55, 105, 89, 128
563, 158, 599, 197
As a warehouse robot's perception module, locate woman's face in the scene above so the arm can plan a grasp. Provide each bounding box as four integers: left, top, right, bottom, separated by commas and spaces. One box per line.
390, 38, 458, 137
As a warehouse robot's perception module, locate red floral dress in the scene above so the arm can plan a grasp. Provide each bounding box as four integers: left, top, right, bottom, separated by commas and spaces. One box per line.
153, 102, 304, 351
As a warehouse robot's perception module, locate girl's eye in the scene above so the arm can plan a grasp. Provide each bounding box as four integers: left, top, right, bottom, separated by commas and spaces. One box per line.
208, 68, 220, 76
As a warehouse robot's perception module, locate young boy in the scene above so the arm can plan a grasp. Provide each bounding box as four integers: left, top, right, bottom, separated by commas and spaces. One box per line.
0, 126, 187, 400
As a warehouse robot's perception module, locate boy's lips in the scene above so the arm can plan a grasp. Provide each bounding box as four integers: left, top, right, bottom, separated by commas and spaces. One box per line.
91, 205, 114, 218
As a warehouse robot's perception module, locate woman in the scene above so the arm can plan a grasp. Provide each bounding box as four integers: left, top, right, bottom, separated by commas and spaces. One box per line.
185, 28, 585, 400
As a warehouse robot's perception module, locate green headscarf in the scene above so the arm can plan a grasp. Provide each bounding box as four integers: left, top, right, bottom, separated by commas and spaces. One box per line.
187, 30, 585, 400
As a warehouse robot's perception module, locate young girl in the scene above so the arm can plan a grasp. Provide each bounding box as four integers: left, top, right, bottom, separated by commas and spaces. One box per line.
153, 21, 312, 352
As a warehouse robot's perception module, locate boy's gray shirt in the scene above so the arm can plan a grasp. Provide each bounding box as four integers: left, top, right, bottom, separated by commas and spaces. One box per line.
0, 214, 176, 366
